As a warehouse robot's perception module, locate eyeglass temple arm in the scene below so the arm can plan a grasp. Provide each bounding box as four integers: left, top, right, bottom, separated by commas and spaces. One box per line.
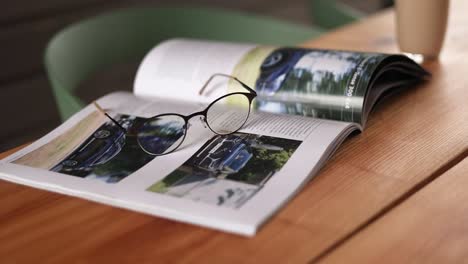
93, 101, 127, 132
198, 73, 257, 96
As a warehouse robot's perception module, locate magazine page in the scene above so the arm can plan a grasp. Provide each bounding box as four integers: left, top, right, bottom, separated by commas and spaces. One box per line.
0, 92, 356, 236
134, 38, 390, 124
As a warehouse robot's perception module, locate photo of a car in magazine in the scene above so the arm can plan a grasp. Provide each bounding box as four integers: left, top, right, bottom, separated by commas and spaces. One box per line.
148, 132, 301, 208
50, 115, 156, 183
245, 47, 386, 123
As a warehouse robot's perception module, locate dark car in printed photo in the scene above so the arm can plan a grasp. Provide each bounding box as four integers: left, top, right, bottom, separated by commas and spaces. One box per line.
191, 134, 253, 175
51, 116, 133, 178
255, 48, 307, 95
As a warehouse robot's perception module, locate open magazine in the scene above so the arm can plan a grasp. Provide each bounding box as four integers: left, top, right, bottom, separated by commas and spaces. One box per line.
0, 39, 428, 236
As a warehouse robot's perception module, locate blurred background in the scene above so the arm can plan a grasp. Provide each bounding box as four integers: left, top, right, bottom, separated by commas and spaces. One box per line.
0, 0, 393, 152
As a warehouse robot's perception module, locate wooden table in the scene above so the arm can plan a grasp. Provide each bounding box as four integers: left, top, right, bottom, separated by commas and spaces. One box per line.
1, 2, 468, 263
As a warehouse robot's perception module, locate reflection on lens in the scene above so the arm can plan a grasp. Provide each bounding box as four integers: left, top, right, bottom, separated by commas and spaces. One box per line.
137, 115, 186, 155
206, 93, 251, 135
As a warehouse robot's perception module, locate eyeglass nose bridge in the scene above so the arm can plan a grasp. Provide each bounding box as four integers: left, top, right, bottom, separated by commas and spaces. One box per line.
199, 116, 208, 128
185, 110, 208, 127
185, 110, 206, 120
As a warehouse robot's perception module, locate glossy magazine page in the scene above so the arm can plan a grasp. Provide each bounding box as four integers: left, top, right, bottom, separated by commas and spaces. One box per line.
0, 92, 354, 235
135, 38, 390, 125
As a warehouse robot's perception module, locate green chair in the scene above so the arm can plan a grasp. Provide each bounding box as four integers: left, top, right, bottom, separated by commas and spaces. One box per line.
309, 0, 363, 30
45, 7, 324, 121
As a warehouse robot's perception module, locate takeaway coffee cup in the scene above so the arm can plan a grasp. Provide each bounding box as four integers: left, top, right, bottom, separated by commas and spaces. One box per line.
395, 0, 449, 59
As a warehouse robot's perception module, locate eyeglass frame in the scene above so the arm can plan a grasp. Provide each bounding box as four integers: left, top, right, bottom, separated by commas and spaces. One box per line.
94, 73, 257, 156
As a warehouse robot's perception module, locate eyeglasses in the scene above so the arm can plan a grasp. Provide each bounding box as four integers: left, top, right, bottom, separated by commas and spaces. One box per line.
94, 73, 257, 156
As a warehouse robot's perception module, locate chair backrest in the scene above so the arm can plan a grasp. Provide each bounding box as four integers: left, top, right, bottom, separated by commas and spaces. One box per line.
309, 0, 363, 30
45, 7, 323, 120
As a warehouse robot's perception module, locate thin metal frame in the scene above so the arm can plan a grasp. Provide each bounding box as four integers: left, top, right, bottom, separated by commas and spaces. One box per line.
94, 73, 257, 156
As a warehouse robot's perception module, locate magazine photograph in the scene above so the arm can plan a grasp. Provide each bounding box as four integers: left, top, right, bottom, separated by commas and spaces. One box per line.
148, 132, 301, 208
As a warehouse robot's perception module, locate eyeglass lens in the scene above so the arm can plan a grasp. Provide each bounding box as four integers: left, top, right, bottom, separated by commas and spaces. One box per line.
137, 115, 187, 155
136, 75, 254, 155
206, 93, 251, 135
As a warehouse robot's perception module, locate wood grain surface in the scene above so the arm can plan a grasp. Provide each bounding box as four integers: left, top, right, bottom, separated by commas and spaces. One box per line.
1, 1, 468, 263
319, 158, 468, 264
